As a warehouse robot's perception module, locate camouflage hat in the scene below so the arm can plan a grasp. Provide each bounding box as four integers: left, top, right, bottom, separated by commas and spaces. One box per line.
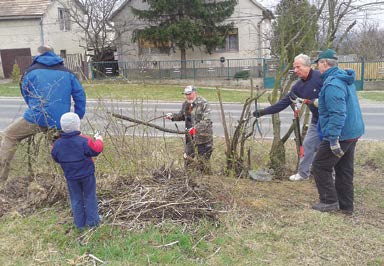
182, 85, 197, 95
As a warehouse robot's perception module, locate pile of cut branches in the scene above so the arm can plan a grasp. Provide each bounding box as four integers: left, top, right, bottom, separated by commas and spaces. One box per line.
0, 170, 229, 227
99, 167, 227, 228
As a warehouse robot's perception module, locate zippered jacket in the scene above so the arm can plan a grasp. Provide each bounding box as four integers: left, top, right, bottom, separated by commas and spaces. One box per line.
171, 96, 213, 144
20, 51, 86, 129
263, 69, 323, 124
318, 67, 365, 141
51, 131, 103, 180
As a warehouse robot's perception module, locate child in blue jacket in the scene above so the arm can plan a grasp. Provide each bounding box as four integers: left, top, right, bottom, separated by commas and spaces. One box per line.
51, 112, 104, 230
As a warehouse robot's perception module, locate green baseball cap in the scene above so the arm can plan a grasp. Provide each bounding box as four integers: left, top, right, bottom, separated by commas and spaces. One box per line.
313, 49, 338, 63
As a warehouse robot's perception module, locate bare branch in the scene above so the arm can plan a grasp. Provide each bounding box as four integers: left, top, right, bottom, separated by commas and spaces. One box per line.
111, 113, 186, 135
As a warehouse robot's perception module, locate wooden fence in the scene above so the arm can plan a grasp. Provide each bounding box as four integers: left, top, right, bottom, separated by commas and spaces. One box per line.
339, 61, 384, 80
15, 54, 87, 80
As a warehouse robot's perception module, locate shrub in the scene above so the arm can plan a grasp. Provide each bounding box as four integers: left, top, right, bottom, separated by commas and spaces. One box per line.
11, 64, 21, 83
234, 70, 250, 80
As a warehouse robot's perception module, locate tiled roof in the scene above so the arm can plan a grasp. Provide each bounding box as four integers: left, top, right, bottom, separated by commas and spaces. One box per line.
0, 0, 53, 18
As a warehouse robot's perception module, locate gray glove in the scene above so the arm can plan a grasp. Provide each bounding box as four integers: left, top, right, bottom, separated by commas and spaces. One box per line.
330, 139, 344, 158
312, 98, 319, 108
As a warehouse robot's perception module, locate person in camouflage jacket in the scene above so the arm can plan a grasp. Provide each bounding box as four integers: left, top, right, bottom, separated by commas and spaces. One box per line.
166, 86, 213, 173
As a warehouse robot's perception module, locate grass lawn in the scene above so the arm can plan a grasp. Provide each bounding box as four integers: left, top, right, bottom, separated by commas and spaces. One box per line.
1, 80, 384, 102
0, 80, 383, 264
0, 135, 383, 265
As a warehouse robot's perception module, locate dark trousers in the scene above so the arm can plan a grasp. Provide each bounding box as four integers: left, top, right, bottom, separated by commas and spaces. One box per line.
67, 174, 99, 229
185, 139, 213, 173
312, 140, 357, 212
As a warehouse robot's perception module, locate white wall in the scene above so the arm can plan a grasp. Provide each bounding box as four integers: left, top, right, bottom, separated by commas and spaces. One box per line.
0, 0, 86, 56
0, 19, 42, 51
42, 0, 86, 56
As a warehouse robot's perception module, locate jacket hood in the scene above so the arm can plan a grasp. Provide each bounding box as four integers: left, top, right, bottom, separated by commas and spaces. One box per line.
33, 51, 64, 66
60, 131, 81, 138
322, 66, 355, 85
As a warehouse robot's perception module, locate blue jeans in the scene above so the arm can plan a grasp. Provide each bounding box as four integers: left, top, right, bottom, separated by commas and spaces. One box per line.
66, 174, 99, 229
298, 123, 321, 178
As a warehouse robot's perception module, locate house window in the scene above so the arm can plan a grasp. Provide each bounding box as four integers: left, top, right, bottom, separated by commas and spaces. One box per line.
58, 8, 71, 31
216, 29, 239, 52
60, 50, 67, 58
138, 38, 170, 55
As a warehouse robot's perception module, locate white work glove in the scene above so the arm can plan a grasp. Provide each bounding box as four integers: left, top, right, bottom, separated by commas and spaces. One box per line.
165, 113, 173, 120
94, 130, 103, 141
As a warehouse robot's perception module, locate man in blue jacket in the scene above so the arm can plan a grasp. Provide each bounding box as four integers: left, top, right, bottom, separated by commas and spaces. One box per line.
311, 49, 364, 214
0, 45, 86, 183
254, 54, 323, 181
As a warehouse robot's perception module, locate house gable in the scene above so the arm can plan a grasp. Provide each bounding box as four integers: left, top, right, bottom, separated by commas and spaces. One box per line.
0, 0, 86, 78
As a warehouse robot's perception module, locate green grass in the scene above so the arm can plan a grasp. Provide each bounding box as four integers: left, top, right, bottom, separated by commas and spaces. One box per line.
0, 82, 20, 96
0, 81, 263, 103
1, 138, 383, 265
2, 80, 384, 102
359, 91, 384, 102
1, 203, 383, 265
0, 80, 383, 265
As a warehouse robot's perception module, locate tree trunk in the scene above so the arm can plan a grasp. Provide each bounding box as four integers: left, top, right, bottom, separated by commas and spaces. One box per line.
180, 48, 187, 79
269, 114, 286, 178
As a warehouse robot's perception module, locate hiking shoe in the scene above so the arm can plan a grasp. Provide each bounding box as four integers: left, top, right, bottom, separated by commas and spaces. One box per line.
289, 173, 308, 181
312, 202, 339, 212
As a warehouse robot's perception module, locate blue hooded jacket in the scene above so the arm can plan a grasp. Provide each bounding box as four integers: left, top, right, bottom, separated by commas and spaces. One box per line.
20, 51, 86, 129
318, 66, 364, 141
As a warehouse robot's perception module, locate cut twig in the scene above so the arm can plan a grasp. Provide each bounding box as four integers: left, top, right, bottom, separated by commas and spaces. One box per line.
155, 240, 179, 248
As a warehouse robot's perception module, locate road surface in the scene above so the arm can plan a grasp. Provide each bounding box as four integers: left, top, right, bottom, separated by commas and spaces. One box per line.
0, 97, 382, 140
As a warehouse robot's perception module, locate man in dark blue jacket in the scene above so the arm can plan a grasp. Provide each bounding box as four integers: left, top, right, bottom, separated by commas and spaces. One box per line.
0, 45, 86, 183
311, 49, 364, 214
254, 54, 323, 181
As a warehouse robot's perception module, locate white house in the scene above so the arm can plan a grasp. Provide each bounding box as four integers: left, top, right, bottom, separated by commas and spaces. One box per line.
0, 0, 86, 78
110, 0, 273, 63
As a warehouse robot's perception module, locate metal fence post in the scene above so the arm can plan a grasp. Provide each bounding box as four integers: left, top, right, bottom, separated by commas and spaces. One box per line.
158, 61, 161, 79
90, 62, 94, 80
361, 59, 365, 91
227, 59, 230, 79
193, 60, 196, 80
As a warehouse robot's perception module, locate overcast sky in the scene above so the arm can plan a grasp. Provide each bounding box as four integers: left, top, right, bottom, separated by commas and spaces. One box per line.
257, 0, 384, 29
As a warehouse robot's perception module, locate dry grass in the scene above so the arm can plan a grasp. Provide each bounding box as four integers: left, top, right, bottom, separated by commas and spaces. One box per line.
0, 104, 383, 264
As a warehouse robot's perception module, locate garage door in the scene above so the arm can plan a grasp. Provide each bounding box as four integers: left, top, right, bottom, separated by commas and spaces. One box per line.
0, 48, 31, 78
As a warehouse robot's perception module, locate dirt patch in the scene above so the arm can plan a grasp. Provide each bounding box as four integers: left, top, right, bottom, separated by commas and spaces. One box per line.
0, 175, 67, 217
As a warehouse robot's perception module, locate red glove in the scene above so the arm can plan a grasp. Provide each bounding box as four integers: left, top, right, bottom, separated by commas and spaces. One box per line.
188, 127, 197, 135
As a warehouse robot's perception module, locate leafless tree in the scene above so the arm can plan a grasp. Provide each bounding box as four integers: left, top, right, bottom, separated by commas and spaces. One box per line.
58, 0, 138, 61
313, 0, 384, 49
338, 23, 384, 60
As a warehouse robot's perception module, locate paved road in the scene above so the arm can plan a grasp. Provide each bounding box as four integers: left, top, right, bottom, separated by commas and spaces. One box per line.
1, 97, 383, 140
